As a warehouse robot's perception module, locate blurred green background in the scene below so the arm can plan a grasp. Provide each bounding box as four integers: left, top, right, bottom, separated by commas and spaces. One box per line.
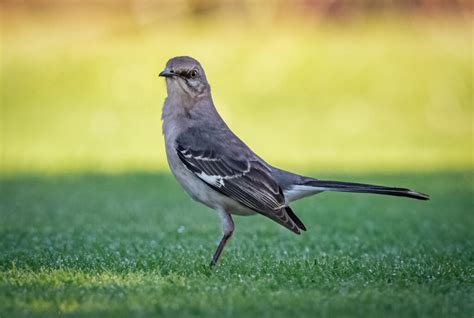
2, 0, 472, 174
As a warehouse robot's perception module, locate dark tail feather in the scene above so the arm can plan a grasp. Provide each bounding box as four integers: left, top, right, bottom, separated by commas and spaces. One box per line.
303, 179, 430, 201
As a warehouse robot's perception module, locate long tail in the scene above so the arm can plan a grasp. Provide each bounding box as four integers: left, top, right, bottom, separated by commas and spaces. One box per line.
292, 179, 430, 201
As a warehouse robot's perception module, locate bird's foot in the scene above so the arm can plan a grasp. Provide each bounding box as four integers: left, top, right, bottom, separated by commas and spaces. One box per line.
209, 259, 217, 269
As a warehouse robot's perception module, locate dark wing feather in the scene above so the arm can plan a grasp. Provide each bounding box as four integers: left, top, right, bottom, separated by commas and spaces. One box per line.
175, 142, 302, 234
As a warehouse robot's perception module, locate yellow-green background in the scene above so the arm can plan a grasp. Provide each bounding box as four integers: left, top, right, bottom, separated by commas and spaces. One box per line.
2, 6, 472, 174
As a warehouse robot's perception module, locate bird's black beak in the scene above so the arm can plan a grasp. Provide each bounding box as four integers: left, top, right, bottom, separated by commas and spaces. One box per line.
159, 68, 174, 78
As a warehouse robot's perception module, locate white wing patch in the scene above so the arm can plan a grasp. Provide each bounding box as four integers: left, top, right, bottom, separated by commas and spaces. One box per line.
197, 171, 224, 187
194, 160, 250, 188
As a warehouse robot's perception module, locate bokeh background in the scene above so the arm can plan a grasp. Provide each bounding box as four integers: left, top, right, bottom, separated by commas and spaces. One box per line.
2, 0, 472, 174
1, 1, 473, 317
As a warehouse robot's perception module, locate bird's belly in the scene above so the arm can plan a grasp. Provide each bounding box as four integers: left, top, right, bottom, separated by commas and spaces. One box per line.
166, 147, 256, 216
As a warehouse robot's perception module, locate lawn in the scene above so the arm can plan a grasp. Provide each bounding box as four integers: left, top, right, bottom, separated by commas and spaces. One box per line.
0, 171, 472, 317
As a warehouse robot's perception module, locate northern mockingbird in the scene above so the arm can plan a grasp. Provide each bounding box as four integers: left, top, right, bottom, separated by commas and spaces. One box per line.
159, 56, 429, 267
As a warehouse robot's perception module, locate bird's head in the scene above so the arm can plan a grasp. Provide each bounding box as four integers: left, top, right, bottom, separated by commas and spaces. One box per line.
159, 56, 210, 98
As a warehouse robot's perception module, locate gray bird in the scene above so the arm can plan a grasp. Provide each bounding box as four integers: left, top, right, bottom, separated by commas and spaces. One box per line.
159, 56, 429, 267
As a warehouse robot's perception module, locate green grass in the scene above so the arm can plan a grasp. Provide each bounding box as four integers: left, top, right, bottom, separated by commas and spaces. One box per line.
1, 171, 472, 317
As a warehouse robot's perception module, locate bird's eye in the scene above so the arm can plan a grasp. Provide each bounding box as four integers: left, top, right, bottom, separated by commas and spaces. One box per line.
189, 70, 198, 79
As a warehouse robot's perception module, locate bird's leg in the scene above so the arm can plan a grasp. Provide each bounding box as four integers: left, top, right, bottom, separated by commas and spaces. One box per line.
210, 210, 234, 268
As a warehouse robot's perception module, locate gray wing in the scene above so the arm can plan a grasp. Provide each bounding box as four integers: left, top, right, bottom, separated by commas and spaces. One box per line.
175, 128, 303, 234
